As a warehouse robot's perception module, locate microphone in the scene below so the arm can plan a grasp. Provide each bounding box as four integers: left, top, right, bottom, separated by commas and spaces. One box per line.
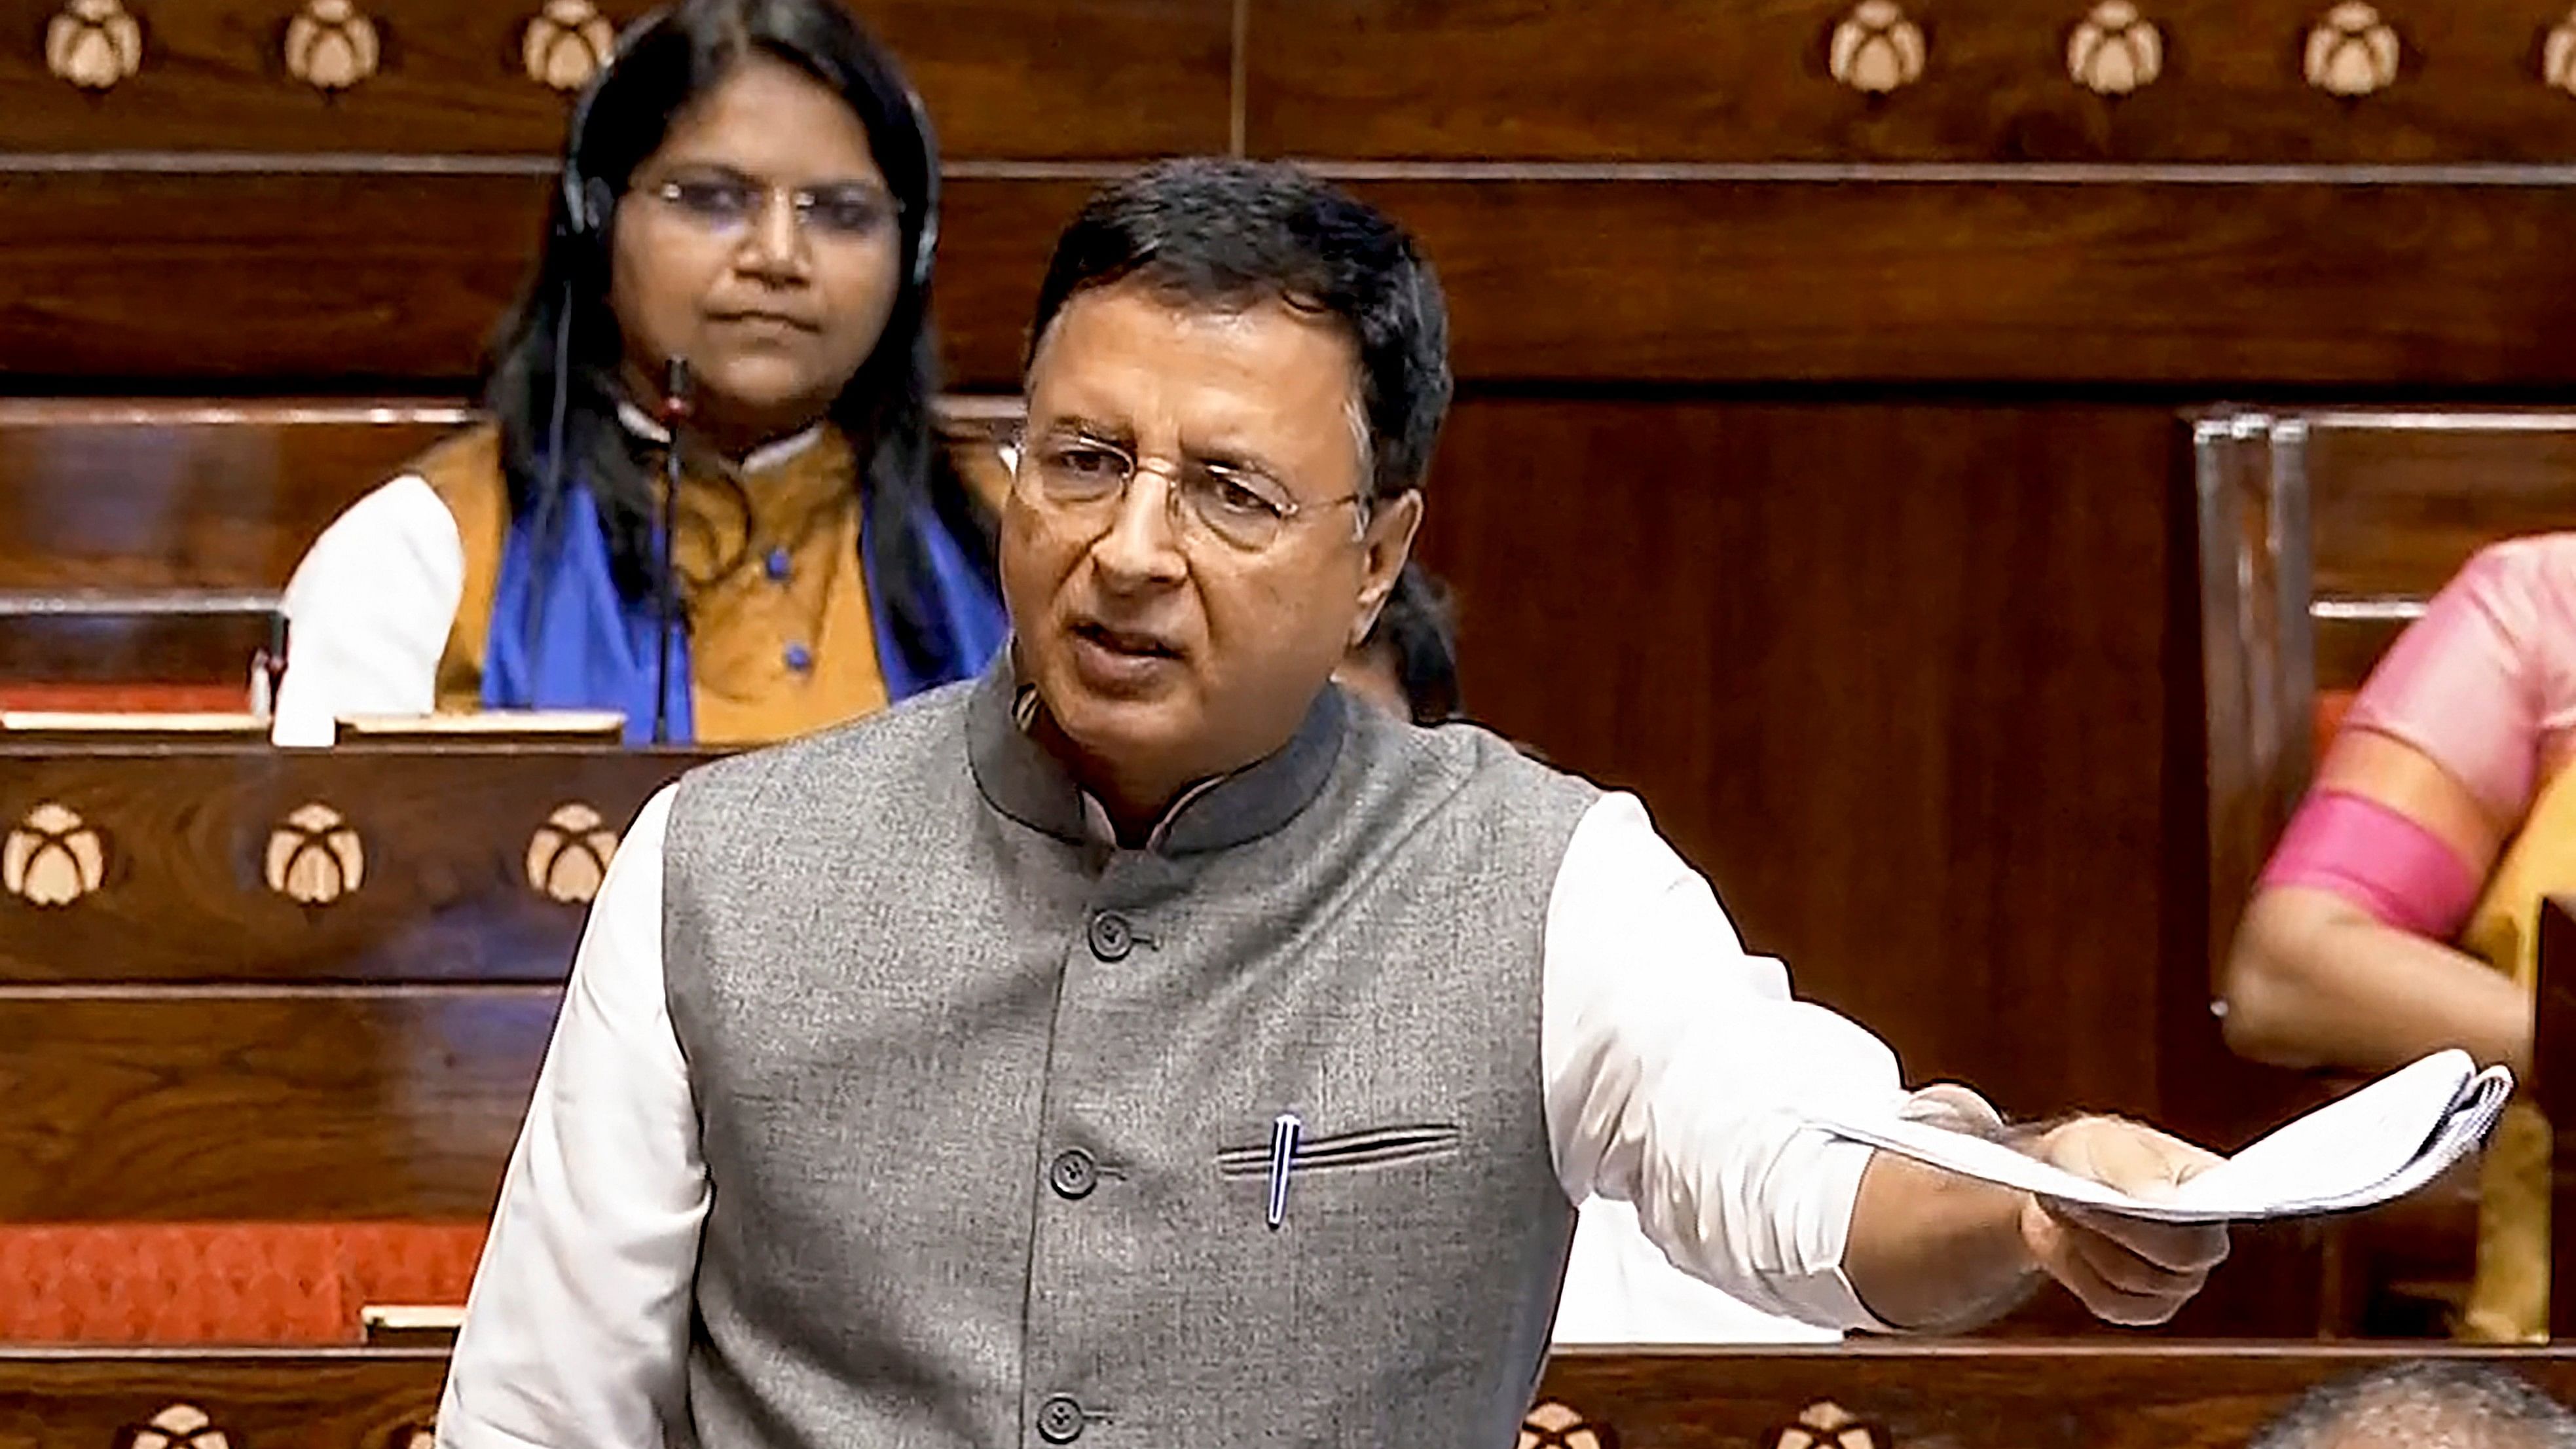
652, 356, 692, 746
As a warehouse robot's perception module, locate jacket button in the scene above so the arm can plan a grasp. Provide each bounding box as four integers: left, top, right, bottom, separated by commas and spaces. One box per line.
1036, 1394, 1085, 1443
1048, 1148, 1097, 1200
1086, 910, 1133, 962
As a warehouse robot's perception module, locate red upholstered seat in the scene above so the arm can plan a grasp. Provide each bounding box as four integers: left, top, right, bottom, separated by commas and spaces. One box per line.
0, 682, 250, 712
0, 1223, 484, 1344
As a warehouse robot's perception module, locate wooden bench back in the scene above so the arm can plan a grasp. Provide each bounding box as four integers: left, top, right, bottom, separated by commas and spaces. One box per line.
2198, 409, 2576, 989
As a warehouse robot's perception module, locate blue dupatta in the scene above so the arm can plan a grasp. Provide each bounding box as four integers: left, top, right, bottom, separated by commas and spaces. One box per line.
482, 475, 1005, 744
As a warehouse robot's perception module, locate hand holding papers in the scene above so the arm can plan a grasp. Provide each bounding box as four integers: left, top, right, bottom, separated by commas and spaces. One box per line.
1814, 1050, 2513, 1224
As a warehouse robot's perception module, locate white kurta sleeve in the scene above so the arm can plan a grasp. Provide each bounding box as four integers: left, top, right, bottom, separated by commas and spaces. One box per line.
1541, 791, 1911, 1331
437, 788, 705, 1449
271, 475, 465, 745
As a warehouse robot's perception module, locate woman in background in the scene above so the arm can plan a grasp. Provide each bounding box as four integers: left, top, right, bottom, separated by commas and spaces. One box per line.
276, 0, 1003, 746
2226, 534, 2576, 1340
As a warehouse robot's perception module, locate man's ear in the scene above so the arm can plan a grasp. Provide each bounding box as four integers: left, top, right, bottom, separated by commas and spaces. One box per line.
1349, 489, 1424, 650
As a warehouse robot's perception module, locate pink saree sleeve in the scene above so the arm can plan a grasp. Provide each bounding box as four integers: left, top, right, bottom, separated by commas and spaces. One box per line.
2342, 538, 2576, 821
2262, 536, 2576, 938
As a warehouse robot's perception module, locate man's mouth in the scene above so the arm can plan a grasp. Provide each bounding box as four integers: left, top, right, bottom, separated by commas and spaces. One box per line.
1071, 621, 1181, 659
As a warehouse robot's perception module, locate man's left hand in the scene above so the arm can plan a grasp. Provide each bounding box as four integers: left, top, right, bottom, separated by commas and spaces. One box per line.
2018, 1116, 2232, 1327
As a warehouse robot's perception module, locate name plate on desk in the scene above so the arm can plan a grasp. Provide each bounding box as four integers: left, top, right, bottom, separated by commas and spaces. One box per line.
0, 743, 726, 982
0, 712, 269, 743
336, 711, 628, 745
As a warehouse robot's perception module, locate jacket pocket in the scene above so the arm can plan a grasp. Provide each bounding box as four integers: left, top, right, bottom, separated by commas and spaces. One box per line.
1216, 1122, 1463, 1177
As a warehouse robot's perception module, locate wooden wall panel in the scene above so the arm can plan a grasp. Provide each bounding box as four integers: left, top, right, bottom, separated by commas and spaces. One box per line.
1418, 396, 2176, 1120
0, 0, 1229, 157
0, 595, 276, 686
16, 172, 2575, 391
0, 170, 548, 388
0, 1351, 447, 1449
0, 403, 461, 589
0, 170, 1089, 388
0, 399, 1016, 593
0, 991, 549, 1219
2300, 413, 2576, 599
1539, 1344, 2576, 1448
1352, 177, 2576, 388
1247, 0, 2576, 162
11, 1346, 2576, 1449
0, 748, 703, 983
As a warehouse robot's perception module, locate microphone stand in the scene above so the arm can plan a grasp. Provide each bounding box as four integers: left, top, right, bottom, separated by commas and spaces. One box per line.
653, 356, 693, 746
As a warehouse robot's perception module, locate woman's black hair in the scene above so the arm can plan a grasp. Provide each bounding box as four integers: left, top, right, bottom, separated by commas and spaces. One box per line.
481, 0, 993, 682
1365, 562, 1463, 725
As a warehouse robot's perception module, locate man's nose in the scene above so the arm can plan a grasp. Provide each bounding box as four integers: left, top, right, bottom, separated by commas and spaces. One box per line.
1088, 464, 1188, 587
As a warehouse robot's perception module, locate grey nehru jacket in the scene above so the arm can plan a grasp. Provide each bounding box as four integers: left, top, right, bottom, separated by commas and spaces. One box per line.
661, 660, 1602, 1448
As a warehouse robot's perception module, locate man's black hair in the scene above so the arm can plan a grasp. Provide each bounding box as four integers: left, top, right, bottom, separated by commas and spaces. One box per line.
1026, 157, 1452, 503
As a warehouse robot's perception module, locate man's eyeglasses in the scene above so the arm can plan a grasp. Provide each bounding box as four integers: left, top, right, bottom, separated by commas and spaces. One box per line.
638, 174, 902, 242
1012, 434, 1363, 554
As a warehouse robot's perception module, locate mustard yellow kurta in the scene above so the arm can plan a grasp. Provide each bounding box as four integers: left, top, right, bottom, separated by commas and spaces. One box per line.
405, 422, 890, 745
2456, 766, 2576, 1342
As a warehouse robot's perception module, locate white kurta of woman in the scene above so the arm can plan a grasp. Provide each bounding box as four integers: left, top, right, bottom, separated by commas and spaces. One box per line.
439, 661, 1940, 1449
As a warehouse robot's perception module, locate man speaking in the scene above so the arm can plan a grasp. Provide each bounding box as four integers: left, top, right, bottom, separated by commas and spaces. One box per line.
439, 159, 2227, 1448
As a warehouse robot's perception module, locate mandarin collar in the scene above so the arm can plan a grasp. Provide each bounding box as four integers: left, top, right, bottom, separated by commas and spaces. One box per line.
965, 655, 1346, 856
614, 399, 825, 476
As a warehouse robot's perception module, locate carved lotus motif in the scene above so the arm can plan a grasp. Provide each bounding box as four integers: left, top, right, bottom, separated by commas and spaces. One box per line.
1769, 1400, 1886, 1449
266, 801, 365, 906
117, 1403, 230, 1449
285, 0, 380, 91
3, 802, 106, 907
523, 0, 615, 91
1519, 1400, 1615, 1449
2544, 7, 2576, 96
526, 801, 621, 905
45, 0, 144, 90
2305, 1, 2401, 96
1830, 0, 1928, 94
2068, 1, 2163, 94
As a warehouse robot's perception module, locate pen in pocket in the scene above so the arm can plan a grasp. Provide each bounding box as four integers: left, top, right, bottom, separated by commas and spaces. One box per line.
1265, 1112, 1302, 1230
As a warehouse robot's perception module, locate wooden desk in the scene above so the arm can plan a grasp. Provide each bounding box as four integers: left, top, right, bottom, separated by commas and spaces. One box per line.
6, 1345, 2576, 1448
2538, 898, 2576, 1342
0, 745, 714, 1223
0, 590, 278, 714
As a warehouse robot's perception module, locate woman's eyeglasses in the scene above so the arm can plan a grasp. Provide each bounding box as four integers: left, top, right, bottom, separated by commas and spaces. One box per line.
1012, 435, 1363, 554
638, 175, 901, 242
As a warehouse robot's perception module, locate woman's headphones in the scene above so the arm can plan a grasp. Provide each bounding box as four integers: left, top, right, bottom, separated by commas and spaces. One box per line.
553, 7, 942, 293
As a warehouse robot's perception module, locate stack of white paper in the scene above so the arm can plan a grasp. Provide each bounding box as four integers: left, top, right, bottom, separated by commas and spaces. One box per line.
1809, 1050, 2514, 1224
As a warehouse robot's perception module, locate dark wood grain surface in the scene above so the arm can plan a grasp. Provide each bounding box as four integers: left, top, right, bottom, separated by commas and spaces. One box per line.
17, 170, 2576, 390
0, 991, 549, 1219
3, 1346, 2575, 1448
1539, 1344, 2576, 1448
1420, 396, 2177, 1121
0, 747, 706, 982
2545, 898, 2576, 1340
2299, 412, 2576, 602
0, 0, 1229, 157
1246, 0, 2576, 162
0, 171, 1095, 389
0, 169, 551, 389
0, 593, 276, 685
1355, 177, 2576, 387
0, 399, 1018, 593
0, 1349, 447, 1449
0, 401, 462, 590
